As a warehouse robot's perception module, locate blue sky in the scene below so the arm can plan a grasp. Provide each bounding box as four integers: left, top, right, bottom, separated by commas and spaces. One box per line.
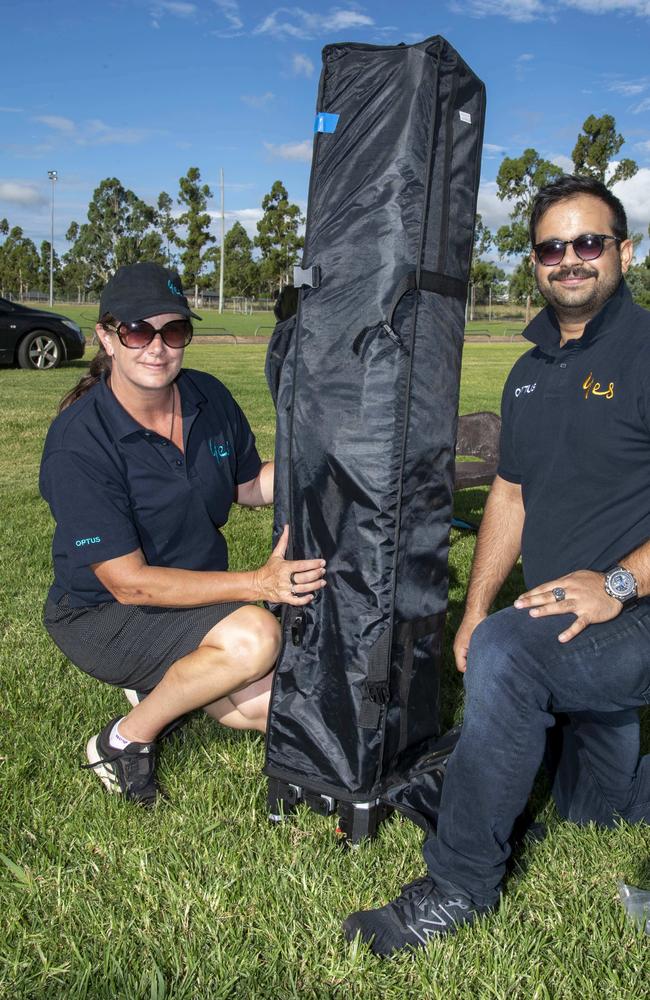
2, 0, 650, 265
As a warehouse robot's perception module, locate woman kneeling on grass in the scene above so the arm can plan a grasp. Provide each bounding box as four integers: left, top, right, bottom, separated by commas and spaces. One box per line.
39, 262, 325, 807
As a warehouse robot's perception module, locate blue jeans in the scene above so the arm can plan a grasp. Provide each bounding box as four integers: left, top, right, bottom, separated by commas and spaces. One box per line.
423, 602, 650, 907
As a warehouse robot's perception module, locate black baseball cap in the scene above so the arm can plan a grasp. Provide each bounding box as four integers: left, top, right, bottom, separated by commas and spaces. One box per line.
99, 262, 201, 323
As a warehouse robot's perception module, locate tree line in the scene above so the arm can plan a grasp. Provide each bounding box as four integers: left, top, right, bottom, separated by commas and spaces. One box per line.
0, 170, 304, 303
1, 114, 649, 308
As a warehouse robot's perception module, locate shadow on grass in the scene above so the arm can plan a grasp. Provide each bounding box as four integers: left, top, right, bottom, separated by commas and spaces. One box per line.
63, 359, 91, 370
0, 359, 90, 373
633, 855, 650, 888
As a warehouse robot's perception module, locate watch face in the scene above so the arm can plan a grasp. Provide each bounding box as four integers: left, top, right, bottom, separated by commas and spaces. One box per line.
608, 569, 635, 598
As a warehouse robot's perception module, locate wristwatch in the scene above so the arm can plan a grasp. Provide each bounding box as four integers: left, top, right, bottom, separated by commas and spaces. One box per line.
603, 565, 638, 606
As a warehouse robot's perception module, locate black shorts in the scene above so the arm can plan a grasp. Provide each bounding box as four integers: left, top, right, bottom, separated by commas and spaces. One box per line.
44, 594, 245, 693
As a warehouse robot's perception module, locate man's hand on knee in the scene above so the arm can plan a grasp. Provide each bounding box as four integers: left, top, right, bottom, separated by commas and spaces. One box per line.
514, 570, 622, 643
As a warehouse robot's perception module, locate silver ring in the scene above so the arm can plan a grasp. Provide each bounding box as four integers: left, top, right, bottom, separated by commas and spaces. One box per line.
289, 571, 297, 586
552, 587, 566, 602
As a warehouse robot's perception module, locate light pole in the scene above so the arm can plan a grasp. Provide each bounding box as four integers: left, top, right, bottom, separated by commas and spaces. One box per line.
218, 167, 225, 315
47, 170, 58, 306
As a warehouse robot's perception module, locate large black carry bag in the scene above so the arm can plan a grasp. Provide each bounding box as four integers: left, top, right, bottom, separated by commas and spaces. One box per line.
264, 35, 485, 841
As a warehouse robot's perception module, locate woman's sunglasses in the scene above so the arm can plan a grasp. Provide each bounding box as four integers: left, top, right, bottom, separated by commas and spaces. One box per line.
533, 233, 621, 267
108, 318, 193, 349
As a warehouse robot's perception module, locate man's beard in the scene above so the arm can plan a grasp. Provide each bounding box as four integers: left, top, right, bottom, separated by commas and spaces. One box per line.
537, 261, 622, 316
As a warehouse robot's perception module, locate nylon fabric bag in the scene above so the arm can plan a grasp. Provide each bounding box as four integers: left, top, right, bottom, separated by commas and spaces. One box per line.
265, 36, 485, 818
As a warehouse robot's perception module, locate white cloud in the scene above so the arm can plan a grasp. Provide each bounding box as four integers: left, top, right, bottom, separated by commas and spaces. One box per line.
241, 92, 275, 109
213, 0, 243, 33
0, 141, 55, 158
613, 167, 650, 237
81, 120, 155, 145
548, 153, 574, 172
483, 143, 507, 157
0, 181, 47, 206
453, 0, 650, 19
476, 180, 512, 235
634, 139, 650, 154
207, 207, 263, 239
514, 52, 535, 79
323, 9, 374, 29
222, 181, 256, 192
564, 0, 650, 15
264, 139, 313, 161
255, 6, 374, 39
401, 31, 429, 42
34, 115, 76, 133
450, 0, 545, 22
31, 115, 159, 147
631, 97, 650, 113
0, 106, 23, 113
228, 208, 263, 222
292, 53, 314, 77
608, 78, 649, 97
155, 1, 197, 15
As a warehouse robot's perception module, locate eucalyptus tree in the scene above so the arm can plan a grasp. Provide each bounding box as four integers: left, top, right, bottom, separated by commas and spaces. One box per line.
176, 167, 215, 305
572, 114, 637, 186
65, 178, 165, 293
255, 180, 304, 292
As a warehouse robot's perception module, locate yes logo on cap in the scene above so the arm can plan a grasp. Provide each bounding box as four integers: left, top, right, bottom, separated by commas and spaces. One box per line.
168, 279, 183, 297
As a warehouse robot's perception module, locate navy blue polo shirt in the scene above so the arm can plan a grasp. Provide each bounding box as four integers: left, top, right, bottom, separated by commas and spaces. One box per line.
40, 369, 261, 607
498, 280, 650, 589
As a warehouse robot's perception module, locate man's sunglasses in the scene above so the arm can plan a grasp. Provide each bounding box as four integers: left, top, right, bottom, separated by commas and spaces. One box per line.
533, 233, 622, 267
108, 318, 193, 349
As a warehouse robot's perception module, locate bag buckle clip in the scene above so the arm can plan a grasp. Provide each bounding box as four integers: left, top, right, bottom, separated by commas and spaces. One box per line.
293, 265, 321, 289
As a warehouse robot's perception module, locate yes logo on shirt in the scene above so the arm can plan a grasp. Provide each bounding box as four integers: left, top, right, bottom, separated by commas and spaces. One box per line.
209, 438, 231, 462
582, 372, 615, 400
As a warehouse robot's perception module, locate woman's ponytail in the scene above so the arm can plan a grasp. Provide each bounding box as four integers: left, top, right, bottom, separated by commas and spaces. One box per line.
58, 315, 114, 413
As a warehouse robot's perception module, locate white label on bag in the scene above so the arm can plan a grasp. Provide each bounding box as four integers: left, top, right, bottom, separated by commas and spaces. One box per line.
459, 111, 472, 124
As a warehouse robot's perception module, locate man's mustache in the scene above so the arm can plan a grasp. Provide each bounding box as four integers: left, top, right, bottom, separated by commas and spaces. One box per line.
549, 266, 598, 282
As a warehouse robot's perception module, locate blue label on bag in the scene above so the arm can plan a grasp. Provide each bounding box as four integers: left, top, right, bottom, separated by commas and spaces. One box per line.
314, 112, 339, 134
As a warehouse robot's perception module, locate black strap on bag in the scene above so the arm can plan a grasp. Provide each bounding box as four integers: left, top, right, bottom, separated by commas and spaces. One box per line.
359, 615, 441, 730
359, 627, 392, 729
386, 269, 467, 331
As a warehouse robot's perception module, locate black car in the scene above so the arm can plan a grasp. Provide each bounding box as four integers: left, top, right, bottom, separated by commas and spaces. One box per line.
0, 298, 85, 370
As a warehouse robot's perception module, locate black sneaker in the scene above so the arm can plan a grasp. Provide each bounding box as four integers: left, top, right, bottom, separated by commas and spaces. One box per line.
343, 876, 492, 956
83, 717, 159, 807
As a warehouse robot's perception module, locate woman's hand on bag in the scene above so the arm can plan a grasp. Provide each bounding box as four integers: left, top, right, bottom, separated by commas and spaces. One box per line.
253, 525, 327, 605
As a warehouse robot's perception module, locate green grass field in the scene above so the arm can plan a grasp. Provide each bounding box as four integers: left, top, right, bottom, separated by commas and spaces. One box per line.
1, 343, 648, 999
38, 304, 278, 341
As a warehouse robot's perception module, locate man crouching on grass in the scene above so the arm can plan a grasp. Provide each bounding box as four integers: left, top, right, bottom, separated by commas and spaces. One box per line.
343, 175, 650, 955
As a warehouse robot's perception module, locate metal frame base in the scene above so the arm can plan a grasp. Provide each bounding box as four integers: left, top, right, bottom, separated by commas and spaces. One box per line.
267, 777, 392, 844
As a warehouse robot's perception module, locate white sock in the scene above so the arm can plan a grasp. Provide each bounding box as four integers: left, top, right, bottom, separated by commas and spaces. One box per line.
108, 718, 131, 750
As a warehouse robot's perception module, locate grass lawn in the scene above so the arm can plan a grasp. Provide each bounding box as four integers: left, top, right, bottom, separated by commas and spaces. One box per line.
36, 304, 278, 341
36, 302, 527, 342
1, 343, 648, 999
